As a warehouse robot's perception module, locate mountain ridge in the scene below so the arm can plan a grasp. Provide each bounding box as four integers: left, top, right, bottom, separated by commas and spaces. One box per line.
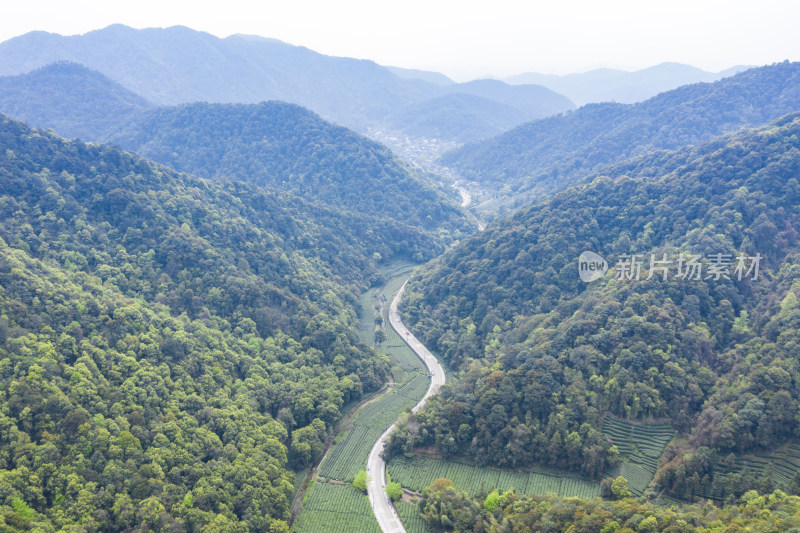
442, 61, 800, 213
0, 25, 574, 141
505, 61, 752, 105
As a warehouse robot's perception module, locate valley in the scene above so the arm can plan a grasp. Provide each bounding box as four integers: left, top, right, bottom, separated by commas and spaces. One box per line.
291, 263, 438, 533
1, 16, 800, 533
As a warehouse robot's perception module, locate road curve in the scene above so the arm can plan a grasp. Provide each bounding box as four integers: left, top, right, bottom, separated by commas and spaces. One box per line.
457, 186, 472, 208
367, 279, 446, 532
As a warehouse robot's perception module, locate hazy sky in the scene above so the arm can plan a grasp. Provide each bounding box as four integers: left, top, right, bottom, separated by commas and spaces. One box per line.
4, 0, 799, 80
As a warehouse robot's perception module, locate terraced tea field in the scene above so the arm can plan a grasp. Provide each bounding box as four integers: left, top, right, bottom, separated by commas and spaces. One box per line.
728, 442, 800, 487
292, 481, 380, 532
395, 501, 434, 533
357, 285, 380, 347
387, 456, 601, 499
695, 441, 800, 499
296, 262, 429, 531
602, 416, 675, 495
317, 377, 426, 482
316, 263, 427, 483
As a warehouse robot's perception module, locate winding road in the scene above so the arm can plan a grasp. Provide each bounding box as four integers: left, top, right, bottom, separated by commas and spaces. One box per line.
367, 280, 446, 533
457, 186, 471, 207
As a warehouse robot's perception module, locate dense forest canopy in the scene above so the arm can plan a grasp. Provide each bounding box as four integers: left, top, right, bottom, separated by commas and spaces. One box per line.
0, 115, 418, 530
391, 113, 800, 500
441, 61, 800, 213
418, 478, 800, 532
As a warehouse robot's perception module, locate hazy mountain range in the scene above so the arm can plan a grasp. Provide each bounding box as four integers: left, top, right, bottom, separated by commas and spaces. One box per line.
0, 25, 572, 142
506, 62, 750, 105
0, 25, 770, 146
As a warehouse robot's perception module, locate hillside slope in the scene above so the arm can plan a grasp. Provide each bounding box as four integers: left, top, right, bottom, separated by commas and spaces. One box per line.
391, 113, 800, 501
0, 114, 423, 529
103, 101, 470, 235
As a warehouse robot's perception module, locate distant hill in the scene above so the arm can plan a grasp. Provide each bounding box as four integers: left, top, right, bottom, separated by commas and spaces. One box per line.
396, 112, 800, 499
506, 62, 751, 105
0, 25, 573, 141
0, 61, 154, 139
442, 61, 800, 209
382, 80, 574, 142
446, 79, 573, 121
386, 65, 454, 86
384, 93, 524, 142
380, 79, 573, 142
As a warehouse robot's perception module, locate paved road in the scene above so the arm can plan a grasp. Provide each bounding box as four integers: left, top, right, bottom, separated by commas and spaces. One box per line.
457, 186, 472, 208
367, 279, 446, 532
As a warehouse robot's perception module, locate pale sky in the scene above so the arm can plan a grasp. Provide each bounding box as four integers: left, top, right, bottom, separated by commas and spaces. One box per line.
3, 0, 799, 80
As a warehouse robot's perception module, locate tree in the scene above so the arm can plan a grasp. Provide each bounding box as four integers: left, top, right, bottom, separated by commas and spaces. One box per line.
637, 515, 658, 532
352, 470, 368, 492
386, 481, 402, 501
483, 490, 500, 512
611, 476, 631, 499
601, 521, 620, 533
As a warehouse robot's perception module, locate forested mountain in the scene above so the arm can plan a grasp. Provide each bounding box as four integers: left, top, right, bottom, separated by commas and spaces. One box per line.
443, 61, 800, 209
0, 26, 573, 140
390, 113, 800, 500
452, 79, 573, 119
102, 101, 470, 234
0, 65, 473, 243
381, 80, 574, 142
0, 61, 154, 140
383, 93, 524, 143
0, 114, 437, 530
506, 62, 748, 105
